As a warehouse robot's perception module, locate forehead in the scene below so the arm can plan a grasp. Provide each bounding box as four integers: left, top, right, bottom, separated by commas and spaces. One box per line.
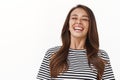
70, 8, 88, 16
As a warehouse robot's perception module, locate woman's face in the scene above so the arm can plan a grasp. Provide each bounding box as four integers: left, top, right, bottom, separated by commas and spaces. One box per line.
69, 8, 89, 39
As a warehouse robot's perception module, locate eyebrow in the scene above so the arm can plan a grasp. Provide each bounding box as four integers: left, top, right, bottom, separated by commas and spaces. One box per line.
71, 14, 89, 17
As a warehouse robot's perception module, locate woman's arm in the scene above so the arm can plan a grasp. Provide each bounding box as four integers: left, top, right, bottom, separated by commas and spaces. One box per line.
37, 50, 51, 79
37, 46, 60, 80
99, 50, 115, 80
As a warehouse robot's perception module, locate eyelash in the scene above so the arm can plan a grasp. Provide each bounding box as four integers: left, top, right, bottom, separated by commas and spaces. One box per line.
71, 18, 89, 21
72, 18, 77, 19
82, 19, 89, 21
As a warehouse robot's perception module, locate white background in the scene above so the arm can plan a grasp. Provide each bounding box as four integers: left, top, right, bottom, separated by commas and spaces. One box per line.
0, 0, 120, 80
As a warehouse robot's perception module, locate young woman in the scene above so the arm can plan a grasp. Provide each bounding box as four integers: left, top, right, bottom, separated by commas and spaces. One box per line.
37, 4, 115, 80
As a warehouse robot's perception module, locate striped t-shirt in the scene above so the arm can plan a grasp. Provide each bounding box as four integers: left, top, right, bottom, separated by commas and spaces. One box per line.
37, 46, 115, 80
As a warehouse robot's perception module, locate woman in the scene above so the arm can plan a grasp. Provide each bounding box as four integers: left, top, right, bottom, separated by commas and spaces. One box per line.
37, 4, 115, 80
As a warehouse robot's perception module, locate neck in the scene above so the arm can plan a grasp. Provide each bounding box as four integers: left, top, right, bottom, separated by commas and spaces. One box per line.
70, 37, 86, 50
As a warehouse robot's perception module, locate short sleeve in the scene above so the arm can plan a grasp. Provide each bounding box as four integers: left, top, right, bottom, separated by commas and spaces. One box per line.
98, 50, 115, 80
37, 50, 51, 79
37, 46, 61, 80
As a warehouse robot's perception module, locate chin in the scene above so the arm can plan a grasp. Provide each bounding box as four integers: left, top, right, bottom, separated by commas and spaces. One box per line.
73, 35, 86, 38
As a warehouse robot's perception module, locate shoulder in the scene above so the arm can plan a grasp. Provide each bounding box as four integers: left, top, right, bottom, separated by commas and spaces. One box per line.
44, 46, 61, 58
98, 49, 110, 61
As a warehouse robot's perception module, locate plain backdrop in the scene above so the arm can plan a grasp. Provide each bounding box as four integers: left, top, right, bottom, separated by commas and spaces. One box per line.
0, 0, 120, 80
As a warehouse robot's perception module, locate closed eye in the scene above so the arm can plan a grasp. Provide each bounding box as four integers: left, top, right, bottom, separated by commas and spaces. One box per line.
71, 17, 77, 20
81, 18, 89, 21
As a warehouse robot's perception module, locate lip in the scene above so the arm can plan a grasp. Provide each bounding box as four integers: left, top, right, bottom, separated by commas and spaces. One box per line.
73, 25, 84, 32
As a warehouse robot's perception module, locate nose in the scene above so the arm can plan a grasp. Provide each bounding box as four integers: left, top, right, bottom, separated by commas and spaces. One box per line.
76, 19, 82, 24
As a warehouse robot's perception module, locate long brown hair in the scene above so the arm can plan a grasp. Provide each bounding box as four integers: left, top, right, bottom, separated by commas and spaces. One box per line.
50, 4, 106, 80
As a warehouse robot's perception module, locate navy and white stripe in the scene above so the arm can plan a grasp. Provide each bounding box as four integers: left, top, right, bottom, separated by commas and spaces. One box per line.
37, 46, 115, 80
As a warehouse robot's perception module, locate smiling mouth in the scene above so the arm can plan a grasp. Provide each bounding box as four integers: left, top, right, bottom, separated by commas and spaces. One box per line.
73, 26, 84, 32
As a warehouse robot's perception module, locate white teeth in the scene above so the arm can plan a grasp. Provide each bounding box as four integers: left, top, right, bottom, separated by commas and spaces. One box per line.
74, 26, 83, 30
74, 27, 82, 30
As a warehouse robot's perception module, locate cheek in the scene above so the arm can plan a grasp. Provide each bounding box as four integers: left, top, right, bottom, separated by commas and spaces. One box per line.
84, 23, 89, 29
85, 27, 89, 32
69, 21, 73, 30
69, 21, 71, 26
84, 24, 89, 33
69, 20, 75, 25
